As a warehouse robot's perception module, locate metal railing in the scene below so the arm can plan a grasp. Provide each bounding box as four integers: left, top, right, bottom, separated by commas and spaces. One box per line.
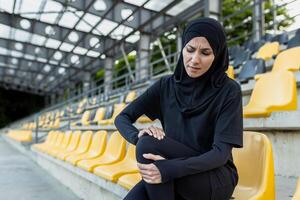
5, 0, 300, 139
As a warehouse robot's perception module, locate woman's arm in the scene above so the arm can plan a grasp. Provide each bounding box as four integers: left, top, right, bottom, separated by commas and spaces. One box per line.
153, 142, 232, 183
153, 89, 243, 183
114, 80, 162, 145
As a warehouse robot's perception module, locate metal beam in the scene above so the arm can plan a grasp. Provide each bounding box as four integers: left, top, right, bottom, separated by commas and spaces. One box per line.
0, 62, 47, 75
48, 0, 181, 92
0, 38, 95, 72
0, 54, 71, 73
52, 0, 173, 30
0, 12, 129, 55
35, 0, 103, 89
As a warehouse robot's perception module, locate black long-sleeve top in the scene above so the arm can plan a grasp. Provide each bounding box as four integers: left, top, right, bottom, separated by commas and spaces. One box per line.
114, 75, 243, 184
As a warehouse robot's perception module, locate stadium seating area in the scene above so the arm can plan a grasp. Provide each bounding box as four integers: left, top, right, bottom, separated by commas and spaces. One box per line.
2, 28, 300, 200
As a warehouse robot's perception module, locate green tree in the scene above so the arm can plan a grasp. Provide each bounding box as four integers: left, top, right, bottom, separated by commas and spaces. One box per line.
222, 0, 294, 46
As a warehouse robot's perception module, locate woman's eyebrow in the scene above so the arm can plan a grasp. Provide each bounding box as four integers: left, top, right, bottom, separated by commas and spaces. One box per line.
187, 45, 212, 51
200, 48, 212, 51
187, 44, 196, 49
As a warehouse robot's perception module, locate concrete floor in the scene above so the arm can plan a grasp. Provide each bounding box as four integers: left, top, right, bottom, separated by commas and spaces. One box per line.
0, 135, 298, 200
0, 137, 80, 200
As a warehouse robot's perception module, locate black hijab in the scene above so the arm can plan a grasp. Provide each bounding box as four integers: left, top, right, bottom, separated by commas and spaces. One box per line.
173, 17, 229, 116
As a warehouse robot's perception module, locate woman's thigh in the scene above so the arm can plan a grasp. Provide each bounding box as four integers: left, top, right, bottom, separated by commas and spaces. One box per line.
135, 136, 235, 200
124, 180, 149, 200
136, 135, 199, 163
174, 167, 235, 200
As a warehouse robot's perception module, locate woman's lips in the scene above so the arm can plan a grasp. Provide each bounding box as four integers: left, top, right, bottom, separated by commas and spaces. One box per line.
188, 66, 201, 71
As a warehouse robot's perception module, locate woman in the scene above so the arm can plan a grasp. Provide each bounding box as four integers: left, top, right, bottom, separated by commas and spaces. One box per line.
115, 17, 243, 200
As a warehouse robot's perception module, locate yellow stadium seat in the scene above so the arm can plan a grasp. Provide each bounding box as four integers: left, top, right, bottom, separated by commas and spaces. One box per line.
93, 144, 138, 182
80, 110, 92, 126
7, 130, 32, 142
232, 131, 275, 200
77, 131, 126, 172
255, 46, 300, 81
76, 98, 88, 114
43, 132, 64, 154
32, 131, 55, 151
292, 178, 300, 200
226, 65, 235, 79
55, 131, 81, 160
137, 115, 153, 123
66, 131, 107, 166
93, 107, 106, 125
50, 118, 60, 129
243, 71, 297, 118
272, 46, 300, 72
22, 123, 28, 129
64, 131, 93, 162
33, 131, 59, 152
98, 103, 126, 125
47, 131, 73, 157
256, 42, 280, 61
72, 110, 91, 126
117, 173, 142, 190
125, 91, 137, 103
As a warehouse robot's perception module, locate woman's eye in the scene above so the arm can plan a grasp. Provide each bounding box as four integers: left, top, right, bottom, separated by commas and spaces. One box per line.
186, 47, 194, 52
202, 51, 211, 56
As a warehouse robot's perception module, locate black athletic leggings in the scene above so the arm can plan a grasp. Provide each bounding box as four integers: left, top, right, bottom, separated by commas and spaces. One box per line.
124, 135, 236, 200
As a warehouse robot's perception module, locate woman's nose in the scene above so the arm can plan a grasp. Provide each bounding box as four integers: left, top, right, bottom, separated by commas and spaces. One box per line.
191, 53, 200, 64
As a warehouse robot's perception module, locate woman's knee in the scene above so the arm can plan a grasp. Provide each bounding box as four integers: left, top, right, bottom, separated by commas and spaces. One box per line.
136, 135, 162, 163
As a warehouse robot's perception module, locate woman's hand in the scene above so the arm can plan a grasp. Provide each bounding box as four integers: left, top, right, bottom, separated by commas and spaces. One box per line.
138, 126, 165, 140
137, 153, 165, 184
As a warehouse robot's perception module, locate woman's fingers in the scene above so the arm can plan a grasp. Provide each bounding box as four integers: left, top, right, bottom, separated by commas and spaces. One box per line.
149, 126, 164, 140
155, 127, 165, 140
141, 173, 159, 180
138, 126, 166, 140
137, 130, 145, 138
137, 163, 158, 172
148, 126, 158, 139
138, 128, 152, 138
142, 177, 156, 184
151, 126, 160, 139
143, 153, 165, 161
141, 172, 161, 184
137, 162, 162, 184
139, 169, 160, 177
137, 162, 151, 170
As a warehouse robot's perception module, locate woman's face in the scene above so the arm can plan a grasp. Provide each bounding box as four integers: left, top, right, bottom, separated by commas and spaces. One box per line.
182, 37, 215, 78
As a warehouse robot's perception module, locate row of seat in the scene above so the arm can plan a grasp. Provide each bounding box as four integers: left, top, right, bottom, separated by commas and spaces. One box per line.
71, 91, 152, 127
73, 69, 298, 122
230, 30, 300, 64
31, 130, 277, 199
18, 44, 298, 132
231, 43, 300, 84
32, 130, 141, 190
7, 130, 32, 142
243, 46, 300, 117
22, 122, 36, 130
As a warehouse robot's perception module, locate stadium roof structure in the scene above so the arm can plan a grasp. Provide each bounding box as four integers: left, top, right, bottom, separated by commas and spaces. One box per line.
0, 0, 207, 95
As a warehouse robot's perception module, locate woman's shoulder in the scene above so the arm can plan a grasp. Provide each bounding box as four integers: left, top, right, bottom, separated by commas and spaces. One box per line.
146, 75, 172, 93
151, 74, 173, 88
222, 77, 242, 97
160, 74, 173, 83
